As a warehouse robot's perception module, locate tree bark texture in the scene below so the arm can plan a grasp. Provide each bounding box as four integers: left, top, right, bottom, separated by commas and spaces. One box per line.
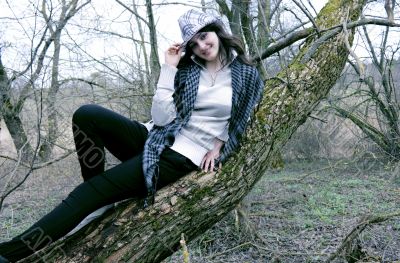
20, 0, 366, 262
0, 55, 35, 161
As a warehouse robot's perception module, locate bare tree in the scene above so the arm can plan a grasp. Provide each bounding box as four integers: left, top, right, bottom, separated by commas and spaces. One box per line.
17, 0, 378, 261
0, 0, 91, 162
38, 0, 92, 160
329, 1, 400, 160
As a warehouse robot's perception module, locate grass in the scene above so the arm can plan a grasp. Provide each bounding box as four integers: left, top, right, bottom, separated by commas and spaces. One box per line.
0, 155, 81, 241
1, 158, 399, 262
166, 159, 400, 262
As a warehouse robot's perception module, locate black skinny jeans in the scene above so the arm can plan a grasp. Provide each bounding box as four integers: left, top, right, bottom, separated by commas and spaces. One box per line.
0, 104, 197, 262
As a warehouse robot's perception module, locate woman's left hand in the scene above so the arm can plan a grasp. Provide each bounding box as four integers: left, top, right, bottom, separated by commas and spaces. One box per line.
200, 139, 224, 173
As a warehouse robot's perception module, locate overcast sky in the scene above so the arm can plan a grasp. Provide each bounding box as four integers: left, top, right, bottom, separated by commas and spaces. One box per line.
73, 0, 327, 63
0, 0, 397, 78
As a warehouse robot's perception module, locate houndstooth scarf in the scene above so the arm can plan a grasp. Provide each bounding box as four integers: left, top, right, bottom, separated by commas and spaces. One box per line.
142, 58, 264, 206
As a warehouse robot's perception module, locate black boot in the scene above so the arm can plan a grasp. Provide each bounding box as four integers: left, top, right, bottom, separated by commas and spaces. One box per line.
0, 255, 10, 263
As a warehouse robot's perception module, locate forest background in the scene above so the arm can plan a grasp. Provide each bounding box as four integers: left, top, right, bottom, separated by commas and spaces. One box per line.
0, 0, 399, 262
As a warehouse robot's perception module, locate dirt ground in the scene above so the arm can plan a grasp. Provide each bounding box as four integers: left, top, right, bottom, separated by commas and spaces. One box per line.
1, 158, 399, 262
165, 159, 400, 262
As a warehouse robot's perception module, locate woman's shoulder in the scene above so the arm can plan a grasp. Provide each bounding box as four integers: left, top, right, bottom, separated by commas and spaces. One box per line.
174, 62, 200, 85
232, 59, 259, 76
176, 62, 198, 75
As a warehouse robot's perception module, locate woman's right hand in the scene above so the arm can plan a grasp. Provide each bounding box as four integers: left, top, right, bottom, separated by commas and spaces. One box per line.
165, 43, 182, 67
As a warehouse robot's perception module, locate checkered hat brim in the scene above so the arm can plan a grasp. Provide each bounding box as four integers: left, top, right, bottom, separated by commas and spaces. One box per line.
178, 9, 219, 51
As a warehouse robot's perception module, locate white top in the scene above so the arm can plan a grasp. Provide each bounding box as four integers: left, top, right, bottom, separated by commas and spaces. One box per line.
144, 63, 232, 166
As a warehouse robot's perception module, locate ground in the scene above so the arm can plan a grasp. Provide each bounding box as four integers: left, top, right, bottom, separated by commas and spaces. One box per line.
1, 158, 399, 262
165, 159, 400, 262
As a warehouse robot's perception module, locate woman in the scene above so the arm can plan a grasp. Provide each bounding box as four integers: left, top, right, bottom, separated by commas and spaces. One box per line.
0, 9, 263, 262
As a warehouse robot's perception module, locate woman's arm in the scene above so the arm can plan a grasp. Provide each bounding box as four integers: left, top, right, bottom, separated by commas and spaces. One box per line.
151, 43, 182, 126
151, 64, 178, 126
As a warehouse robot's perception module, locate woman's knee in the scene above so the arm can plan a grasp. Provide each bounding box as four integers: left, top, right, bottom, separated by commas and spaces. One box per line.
72, 104, 103, 125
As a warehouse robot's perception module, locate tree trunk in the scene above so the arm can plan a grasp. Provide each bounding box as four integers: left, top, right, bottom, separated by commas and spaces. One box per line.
0, 54, 35, 161
146, 0, 160, 90
38, 4, 63, 161
231, 0, 243, 37
20, 0, 366, 262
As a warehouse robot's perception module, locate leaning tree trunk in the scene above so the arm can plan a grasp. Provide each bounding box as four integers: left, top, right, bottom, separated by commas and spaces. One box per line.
21, 0, 366, 262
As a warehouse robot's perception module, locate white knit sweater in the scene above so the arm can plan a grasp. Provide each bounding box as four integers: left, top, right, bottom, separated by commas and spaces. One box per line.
147, 63, 232, 166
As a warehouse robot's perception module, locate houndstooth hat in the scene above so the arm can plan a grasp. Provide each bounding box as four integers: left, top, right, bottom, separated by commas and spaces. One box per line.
178, 9, 220, 51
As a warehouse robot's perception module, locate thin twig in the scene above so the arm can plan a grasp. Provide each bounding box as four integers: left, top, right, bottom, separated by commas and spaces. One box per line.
0, 151, 75, 170
325, 211, 400, 262
308, 114, 328, 123
293, 0, 320, 34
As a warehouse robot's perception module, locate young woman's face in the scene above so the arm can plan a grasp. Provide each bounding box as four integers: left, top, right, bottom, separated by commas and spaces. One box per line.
188, 31, 220, 62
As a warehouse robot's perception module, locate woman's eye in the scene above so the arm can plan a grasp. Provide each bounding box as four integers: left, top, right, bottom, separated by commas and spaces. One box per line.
200, 32, 207, 40
189, 42, 197, 49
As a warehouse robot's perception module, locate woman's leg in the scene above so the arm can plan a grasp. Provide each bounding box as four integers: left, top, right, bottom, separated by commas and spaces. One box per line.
0, 148, 197, 262
0, 104, 149, 261
0, 153, 147, 262
0, 143, 197, 261
72, 104, 148, 181
156, 147, 199, 190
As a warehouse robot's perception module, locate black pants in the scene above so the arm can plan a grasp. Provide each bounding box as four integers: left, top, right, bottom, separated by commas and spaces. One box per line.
0, 104, 197, 262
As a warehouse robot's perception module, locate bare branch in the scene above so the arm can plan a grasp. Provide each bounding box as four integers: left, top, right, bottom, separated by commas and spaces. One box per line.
253, 27, 312, 61
325, 211, 400, 262
342, 8, 365, 78
361, 24, 379, 66
114, 0, 150, 27
0, 151, 75, 171
269, 0, 283, 25
300, 27, 341, 63
306, 0, 318, 16
86, 27, 149, 43
293, 0, 320, 34
254, 18, 400, 61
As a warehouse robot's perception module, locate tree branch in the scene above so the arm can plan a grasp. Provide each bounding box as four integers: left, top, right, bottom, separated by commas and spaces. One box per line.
325, 210, 400, 262
254, 18, 400, 61
114, 0, 150, 27
293, 0, 320, 34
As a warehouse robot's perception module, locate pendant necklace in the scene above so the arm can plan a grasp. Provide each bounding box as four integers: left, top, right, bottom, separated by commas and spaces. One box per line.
208, 67, 223, 87
210, 72, 217, 86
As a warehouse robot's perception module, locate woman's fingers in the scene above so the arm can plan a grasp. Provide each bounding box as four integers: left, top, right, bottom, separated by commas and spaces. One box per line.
167, 43, 182, 54
164, 43, 182, 67
204, 157, 210, 172
202, 154, 211, 173
200, 157, 205, 170
201, 152, 221, 173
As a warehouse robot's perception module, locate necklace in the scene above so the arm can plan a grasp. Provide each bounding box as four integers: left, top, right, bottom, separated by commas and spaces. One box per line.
208, 67, 224, 87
